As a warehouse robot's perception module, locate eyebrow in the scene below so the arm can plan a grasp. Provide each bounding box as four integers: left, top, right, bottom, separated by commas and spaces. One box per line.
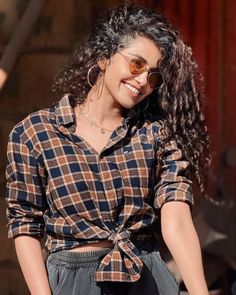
128, 53, 147, 62
127, 52, 159, 71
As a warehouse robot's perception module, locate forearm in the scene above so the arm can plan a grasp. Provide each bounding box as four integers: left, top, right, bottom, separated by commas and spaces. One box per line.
161, 202, 208, 295
15, 236, 51, 295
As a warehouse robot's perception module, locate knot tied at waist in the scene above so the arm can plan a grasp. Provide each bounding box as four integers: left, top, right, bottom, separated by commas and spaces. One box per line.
108, 229, 131, 243
95, 228, 143, 283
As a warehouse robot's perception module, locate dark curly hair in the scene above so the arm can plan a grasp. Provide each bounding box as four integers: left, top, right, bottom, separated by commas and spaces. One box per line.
52, 5, 211, 196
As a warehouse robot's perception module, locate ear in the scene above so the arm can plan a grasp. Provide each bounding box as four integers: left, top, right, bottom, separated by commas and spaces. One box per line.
97, 58, 108, 71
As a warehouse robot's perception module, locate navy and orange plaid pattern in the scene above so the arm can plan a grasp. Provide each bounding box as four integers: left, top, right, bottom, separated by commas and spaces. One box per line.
6, 95, 193, 282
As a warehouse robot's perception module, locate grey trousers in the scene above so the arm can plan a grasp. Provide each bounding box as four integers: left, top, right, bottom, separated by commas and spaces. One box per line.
46, 248, 179, 295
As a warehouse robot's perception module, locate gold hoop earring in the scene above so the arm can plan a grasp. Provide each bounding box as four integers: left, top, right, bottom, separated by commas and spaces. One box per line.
96, 72, 105, 100
87, 65, 99, 87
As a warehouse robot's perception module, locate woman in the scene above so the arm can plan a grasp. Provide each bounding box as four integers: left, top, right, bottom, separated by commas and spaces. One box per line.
6, 4, 210, 295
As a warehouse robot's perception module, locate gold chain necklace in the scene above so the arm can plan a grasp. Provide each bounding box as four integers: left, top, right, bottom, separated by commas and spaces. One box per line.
80, 112, 113, 134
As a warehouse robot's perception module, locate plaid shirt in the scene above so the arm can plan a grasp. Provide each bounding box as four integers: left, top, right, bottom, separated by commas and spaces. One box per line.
6, 95, 193, 282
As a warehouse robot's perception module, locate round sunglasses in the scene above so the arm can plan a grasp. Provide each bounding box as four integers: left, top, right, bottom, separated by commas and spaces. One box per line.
117, 51, 162, 89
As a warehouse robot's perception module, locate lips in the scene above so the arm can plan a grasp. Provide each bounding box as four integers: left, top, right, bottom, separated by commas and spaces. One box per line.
123, 82, 141, 95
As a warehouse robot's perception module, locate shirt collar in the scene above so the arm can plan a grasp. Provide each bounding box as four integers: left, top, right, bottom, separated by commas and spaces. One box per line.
55, 95, 76, 127
54, 94, 139, 128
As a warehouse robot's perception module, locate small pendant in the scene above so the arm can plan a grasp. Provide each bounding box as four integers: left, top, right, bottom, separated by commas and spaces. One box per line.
100, 128, 105, 134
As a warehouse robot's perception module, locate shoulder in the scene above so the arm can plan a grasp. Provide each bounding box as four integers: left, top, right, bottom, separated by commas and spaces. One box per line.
9, 107, 54, 145
139, 115, 167, 139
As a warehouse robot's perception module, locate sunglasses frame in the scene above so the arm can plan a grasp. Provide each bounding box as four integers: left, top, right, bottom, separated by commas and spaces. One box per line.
117, 51, 162, 89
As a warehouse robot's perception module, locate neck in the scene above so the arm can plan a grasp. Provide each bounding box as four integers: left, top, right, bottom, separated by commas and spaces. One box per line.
77, 87, 124, 126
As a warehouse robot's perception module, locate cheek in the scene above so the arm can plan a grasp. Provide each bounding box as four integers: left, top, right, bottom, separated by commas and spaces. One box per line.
143, 87, 154, 98
106, 62, 131, 82
147, 87, 154, 95
104, 68, 122, 86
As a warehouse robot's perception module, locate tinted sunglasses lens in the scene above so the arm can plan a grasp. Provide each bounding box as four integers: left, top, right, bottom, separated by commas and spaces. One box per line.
129, 60, 146, 74
148, 72, 162, 89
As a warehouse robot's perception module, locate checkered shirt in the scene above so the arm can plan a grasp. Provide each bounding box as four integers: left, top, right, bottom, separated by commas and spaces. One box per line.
6, 95, 193, 282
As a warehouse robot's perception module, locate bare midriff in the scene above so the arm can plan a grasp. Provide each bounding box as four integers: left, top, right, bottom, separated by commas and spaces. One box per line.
68, 240, 113, 252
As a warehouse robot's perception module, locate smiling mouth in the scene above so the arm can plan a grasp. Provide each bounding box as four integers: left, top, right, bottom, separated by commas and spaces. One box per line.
123, 82, 141, 95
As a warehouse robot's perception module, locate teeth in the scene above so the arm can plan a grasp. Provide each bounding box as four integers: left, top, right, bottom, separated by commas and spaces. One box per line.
124, 83, 140, 94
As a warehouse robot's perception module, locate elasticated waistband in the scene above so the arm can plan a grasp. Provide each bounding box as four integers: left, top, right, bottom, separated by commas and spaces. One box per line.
47, 248, 111, 268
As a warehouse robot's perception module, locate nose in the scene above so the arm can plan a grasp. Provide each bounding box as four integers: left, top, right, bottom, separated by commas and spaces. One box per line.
134, 71, 149, 87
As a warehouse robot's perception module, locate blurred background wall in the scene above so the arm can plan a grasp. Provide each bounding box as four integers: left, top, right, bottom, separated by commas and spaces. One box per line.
0, 0, 235, 294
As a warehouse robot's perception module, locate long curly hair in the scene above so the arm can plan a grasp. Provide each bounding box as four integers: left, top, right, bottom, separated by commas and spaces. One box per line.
52, 5, 211, 196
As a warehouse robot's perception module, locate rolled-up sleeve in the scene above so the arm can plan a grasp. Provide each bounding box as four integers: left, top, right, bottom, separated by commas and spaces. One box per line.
6, 129, 47, 238
154, 138, 193, 209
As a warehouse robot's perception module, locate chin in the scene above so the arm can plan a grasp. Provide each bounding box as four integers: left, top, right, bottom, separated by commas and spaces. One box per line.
121, 98, 142, 109
121, 102, 137, 109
